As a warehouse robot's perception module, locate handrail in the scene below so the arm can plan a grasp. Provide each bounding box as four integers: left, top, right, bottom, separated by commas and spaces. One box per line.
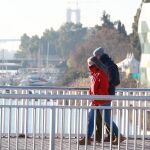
0, 105, 149, 110
0, 93, 150, 100
0, 85, 150, 91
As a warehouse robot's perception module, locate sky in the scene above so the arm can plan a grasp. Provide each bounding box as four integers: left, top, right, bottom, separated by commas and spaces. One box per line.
0, 0, 142, 39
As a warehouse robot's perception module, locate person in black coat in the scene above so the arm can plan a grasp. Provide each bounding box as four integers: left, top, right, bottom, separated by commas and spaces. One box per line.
93, 47, 119, 92
92, 47, 125, 145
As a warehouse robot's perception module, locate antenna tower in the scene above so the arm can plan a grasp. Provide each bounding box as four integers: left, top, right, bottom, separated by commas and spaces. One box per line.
66, 0, 80, 24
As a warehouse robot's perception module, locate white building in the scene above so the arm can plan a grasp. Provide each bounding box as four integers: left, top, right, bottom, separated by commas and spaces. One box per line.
117, 53, 140, 78
138, 0, 150, 87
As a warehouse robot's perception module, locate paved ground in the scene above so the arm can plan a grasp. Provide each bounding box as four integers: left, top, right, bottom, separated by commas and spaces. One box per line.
0, 137, 150, 150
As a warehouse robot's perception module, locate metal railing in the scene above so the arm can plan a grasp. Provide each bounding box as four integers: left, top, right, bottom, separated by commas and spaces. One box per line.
0, 86, 150, 150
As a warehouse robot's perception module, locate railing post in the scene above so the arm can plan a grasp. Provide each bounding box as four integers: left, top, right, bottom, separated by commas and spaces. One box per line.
49, 107, 55, 150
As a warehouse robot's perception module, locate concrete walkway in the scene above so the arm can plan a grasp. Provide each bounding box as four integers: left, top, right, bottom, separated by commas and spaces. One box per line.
0, 137, 150, 150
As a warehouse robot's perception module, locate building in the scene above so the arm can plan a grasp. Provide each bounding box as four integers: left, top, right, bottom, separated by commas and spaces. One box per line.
117, 53, 140, 78
138, 0, 150, 87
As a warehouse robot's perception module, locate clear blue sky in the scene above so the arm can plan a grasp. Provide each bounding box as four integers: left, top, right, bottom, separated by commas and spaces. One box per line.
0, 0, 142, 39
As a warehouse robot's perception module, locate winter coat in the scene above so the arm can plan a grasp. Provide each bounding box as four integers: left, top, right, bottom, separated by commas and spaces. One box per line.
88, 64, 111, 105
100, 54, 116, 95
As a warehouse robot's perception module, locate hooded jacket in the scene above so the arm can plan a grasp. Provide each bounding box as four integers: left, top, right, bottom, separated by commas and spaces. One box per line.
100, 54, 116, 85
88, 64, 111, 105
100, 54, 118, 95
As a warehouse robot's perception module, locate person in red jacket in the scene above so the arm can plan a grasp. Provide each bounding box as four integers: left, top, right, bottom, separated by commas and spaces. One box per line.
79, 56, 119, 145
88, 57, 110, 106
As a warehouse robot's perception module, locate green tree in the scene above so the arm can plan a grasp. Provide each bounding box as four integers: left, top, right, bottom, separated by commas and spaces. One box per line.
58, 23, 87, 59
17, 34, 30, 58
130, 6, 142, 60
101, 11, 114, 29
41, 28, 59, 56
29, 35, 40, 59
115, 20, 127, 36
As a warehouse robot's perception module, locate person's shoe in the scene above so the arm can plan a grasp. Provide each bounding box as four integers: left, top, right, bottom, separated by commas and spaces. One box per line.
88, 137, 101, 143
112, 135, 126, 145
79, 137, 91, 145
96, 132, 101, 143
96, 138, 101, 143
120, 135, 126, 143
104, 136, 116, 142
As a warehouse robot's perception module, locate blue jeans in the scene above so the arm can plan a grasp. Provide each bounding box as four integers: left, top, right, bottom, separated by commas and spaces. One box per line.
87, 102, 118, 138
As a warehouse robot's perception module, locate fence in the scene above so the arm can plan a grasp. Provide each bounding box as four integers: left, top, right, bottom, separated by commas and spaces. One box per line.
0, 86, 150, 150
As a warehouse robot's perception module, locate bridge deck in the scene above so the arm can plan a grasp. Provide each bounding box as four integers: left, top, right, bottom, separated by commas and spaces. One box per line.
0, 137, 150, 150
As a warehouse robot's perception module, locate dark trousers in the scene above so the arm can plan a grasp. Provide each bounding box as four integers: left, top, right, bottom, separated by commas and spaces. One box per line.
96, 111, 111, 140
96, 111, 102, 141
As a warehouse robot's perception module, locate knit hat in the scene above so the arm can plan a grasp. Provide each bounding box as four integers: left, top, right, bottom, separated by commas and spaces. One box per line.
93, 47, 104, 57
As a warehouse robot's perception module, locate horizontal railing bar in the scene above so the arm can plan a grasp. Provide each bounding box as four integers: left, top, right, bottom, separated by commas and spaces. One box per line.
0, 94, 150, 100
0, 86, 88, 90
0, 105, 149, 110
0, 86, 150, 92
116, 88, 150, 91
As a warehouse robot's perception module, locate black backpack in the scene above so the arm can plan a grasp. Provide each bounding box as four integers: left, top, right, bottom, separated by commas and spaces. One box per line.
108, 63, 120, 87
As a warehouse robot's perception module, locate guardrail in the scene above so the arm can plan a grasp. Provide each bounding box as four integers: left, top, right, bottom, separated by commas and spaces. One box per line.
0, 87, 150, 150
